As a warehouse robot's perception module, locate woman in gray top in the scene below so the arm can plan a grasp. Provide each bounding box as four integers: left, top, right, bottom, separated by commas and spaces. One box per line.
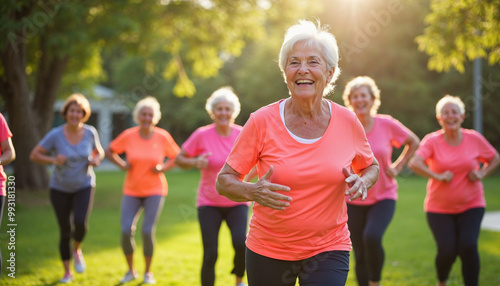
30, 93, 104, 283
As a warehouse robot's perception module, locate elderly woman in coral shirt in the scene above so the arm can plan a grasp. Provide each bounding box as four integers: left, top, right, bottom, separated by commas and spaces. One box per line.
216, 20, 379, 286
409, 95, 499, 286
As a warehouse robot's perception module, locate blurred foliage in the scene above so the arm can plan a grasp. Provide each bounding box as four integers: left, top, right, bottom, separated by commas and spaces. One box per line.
100, 0, 500, 152
416, 0, 500, 73
2, 0, 499, 151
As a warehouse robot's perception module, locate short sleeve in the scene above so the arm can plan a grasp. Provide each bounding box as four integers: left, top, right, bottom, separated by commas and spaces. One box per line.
0, 113, 13, 143
351, 116, 374, 173
473, 132, 497, 164
388, 118, 411, 148
109, 130, 129, 154
161, 130, 180, 159
226, 114, 260, 175
416, 133, 435, 161
181, 128, 202, 157
39, 128, 59, 152
88, 125, 100, 150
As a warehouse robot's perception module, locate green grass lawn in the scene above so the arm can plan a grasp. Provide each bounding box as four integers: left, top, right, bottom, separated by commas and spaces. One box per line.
1, 170, 499, 285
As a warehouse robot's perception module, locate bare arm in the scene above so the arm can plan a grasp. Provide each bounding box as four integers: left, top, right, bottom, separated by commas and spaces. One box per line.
408, 155, 453, 182
105, 146, 129, 171
174, 149, 210, 170
344, 157, 380, 201
153, 157, 178, 173
243, 165, 258, 182
387, 132, 420, 178
0, 137, 15, 165
216, 163, 292, 210
89, 143, 105, 167
468, 151, 500, 181
30, 144, 66, 165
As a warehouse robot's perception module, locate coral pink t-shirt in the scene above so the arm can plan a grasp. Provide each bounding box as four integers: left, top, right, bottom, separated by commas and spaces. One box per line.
109, 126, 180, 197
416, 129, 497, 214
0, 113, 13, 196
347, 115, 410, 206
182, 123, 249, 207
226, 100, 374, 260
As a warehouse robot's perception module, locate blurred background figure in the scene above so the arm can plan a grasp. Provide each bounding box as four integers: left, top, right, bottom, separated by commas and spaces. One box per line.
342, 76, 420, 286
106, 96, 180, 285
175, 86, 249, 286
30, 93, 104, 283
409, 95, 499, 286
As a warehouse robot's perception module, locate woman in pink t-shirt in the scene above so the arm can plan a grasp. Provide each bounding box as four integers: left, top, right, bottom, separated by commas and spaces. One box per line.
216, 20, 379, 286
409, 95, 499, 286
0, 113, 15, 279
106, 96, 180, 285
342, 76, 420, 286
175, 87, 249, 286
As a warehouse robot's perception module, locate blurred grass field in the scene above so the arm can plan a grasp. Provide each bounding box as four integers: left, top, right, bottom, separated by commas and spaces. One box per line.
0, 170, 499, 285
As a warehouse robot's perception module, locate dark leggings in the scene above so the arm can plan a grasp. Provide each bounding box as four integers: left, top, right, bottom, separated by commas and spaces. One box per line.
347, 199, 396, 286
50, 187, 94, 261
246, 248, 350, 286
198, 205, 248, 286
0, 195, 4, 276
426, 208, 484, 286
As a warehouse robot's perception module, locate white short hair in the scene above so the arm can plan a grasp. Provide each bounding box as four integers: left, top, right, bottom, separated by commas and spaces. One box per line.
133, 96, 161, 125
436, 95, 465, 116
278, 19, 341, 96
205, 86, 241, 120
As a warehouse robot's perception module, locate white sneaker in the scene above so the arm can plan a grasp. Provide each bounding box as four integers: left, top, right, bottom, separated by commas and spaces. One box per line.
73, 250, 86, 273
59, 272, 73, 283
237, 283, 247, 286
144, 272, 156, 284
120, 270, 139, 283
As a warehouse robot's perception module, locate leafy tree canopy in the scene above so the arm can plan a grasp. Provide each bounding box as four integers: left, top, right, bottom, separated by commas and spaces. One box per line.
416, 0, 500, 73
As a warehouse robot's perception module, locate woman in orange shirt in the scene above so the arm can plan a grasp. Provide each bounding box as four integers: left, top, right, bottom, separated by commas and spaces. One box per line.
106, 96, 180, 285
216, 20, 379, 286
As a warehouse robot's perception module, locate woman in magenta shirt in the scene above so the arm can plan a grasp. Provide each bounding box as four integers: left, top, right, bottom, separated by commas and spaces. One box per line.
409, 95, 499, 286
342, 76, 420, 286
175, 87, 249, 286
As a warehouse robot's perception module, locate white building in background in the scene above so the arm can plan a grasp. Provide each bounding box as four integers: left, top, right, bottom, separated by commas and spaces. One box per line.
54, 85, 133, 149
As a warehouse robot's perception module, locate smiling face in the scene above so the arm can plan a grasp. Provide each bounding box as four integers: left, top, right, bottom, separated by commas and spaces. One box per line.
65, 103, 85, 126
349, 85, 374, 117
284, 41, 334, 99
437, 102, 464, 132
212, 100, 234, 127
138, 106, 155, 129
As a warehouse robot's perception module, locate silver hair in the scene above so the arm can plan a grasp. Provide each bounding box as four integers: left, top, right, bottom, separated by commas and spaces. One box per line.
205, 86, 241, 120
278, 19, 341, 96
436, 95, 465, 116
133, 96, 162, 125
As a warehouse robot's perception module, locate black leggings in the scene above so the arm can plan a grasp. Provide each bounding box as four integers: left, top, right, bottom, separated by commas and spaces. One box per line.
347, 199, 396, 286
198, 205, 248, 286
246, 248, 349, 286
50, 187, 94, 261
0, 195, 4, 277
426, 208, 484, 286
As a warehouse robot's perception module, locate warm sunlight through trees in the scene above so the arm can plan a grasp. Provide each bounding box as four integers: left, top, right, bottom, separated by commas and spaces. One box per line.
416, 0, 500, 73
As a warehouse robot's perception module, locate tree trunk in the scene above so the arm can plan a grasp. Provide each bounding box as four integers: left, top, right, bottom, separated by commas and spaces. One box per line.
1, 41, 49, 190
33, 35, 69, 134
0, 4, 71, 190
